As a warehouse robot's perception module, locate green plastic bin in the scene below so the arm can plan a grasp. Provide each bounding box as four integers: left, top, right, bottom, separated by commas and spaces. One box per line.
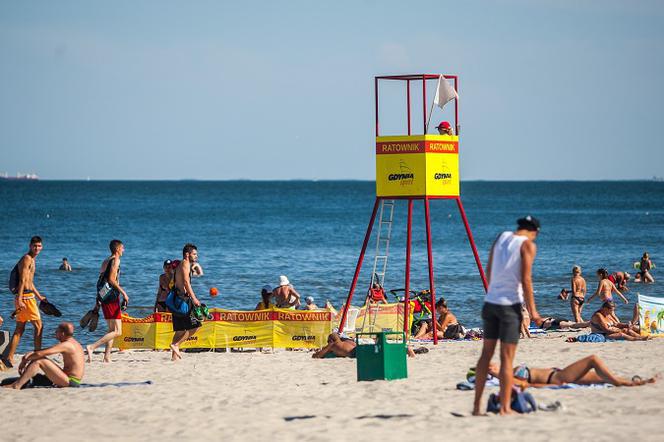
355, 331, 408, 381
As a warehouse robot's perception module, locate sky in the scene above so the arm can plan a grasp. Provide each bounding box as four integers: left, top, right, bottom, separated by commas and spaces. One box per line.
0, 0, 663, 180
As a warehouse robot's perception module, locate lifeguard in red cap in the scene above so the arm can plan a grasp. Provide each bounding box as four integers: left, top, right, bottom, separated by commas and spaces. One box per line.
437, 121, 453, 135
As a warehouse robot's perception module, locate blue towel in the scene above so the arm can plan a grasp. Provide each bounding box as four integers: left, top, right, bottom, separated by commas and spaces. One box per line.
576, 333, 606, 343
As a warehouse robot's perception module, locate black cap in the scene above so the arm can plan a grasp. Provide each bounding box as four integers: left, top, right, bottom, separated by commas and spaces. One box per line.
163, 259, 172, 266
517, 215, 540, 232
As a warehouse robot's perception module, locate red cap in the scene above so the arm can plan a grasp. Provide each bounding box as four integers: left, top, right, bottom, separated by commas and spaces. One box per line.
437, 121, 451, 129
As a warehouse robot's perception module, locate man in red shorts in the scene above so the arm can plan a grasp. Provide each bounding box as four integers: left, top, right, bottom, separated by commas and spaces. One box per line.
86, 239, 129, 363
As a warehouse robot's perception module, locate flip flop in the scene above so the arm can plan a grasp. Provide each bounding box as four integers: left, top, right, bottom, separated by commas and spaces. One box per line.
80, 310, 95, 329
88, 311, 100, 332
39, 300, 62, 317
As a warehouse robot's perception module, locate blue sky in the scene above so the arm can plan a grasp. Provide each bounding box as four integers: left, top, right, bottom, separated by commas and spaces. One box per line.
0, 0, 662, 180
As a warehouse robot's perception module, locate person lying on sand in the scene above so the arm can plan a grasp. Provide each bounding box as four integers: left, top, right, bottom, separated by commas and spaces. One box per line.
487, 355, 658, 388
587, 301, 648, 341
2, 322, 85, 389
312, 333, 357, 358
533, 316, 589, 331
312, 332, 420, 358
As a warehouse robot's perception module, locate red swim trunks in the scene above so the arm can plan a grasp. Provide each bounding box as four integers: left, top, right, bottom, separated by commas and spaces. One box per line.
101, 298, 121, 320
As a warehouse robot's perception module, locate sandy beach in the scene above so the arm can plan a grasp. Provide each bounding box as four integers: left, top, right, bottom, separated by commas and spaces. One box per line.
1, 331, 662, 441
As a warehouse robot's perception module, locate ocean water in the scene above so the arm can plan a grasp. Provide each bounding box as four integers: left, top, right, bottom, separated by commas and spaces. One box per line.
1, 180, 663, 351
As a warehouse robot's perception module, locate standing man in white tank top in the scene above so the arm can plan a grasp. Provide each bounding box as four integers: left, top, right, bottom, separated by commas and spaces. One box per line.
472, 216, 542, 416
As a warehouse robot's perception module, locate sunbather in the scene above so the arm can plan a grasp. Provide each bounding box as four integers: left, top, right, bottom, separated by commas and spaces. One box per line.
487, 355, 658, 388
587, 301, 648, 341
534, 316, 589, 331
312, 332, 356, 358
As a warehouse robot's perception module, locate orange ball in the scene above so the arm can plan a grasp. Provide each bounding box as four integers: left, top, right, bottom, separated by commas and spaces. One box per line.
209, 287, 219, 297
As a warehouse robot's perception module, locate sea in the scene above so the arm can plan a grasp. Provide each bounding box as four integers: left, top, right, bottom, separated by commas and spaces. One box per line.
1, 180, 663, 352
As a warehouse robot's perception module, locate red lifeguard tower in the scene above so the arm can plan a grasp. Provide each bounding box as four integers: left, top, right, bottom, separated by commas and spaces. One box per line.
338, 74, 488, 344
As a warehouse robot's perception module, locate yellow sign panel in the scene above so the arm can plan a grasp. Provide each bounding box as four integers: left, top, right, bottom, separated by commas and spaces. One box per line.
375, 135, 459, 197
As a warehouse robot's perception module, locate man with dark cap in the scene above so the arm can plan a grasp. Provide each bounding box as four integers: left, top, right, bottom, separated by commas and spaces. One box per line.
472, 216, 542, 416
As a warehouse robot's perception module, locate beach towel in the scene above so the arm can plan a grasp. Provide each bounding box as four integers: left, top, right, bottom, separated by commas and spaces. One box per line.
576, 333, 607, 343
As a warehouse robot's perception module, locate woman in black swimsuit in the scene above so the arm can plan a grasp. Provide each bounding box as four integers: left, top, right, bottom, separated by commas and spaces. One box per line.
488, 355, 658, 388
570, 265, 587, 322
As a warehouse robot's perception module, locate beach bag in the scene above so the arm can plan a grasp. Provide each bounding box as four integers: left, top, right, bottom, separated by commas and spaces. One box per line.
165, 290, 190, 316
443, 323, 465, 339
96, 259, 119, 303
487, 389, 537, 414
8, 264, 19, 294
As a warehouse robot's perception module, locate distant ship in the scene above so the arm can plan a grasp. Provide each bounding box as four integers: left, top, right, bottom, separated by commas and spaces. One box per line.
0, 172, 39, 181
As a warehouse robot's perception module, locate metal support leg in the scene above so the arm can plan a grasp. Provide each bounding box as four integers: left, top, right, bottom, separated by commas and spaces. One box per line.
456, 197, 488, 292
424, 197, 438, 344
338, 198, 380, 333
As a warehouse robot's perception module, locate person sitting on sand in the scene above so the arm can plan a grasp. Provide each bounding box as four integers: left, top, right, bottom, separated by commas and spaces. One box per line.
312, 332, 357, 358
608, 271, 631, 292
639, 252, 655, 283
413, 298, 461, 339
3, 322, 85, 389
487, 355, 658, 388
255, 285, 274, 310
588, 301, 648, 341
587, 268, 628, 305
59, 257, 72, 272
303, 296, 319, 310
569, 265, 587, 322
272, 275, 301, 308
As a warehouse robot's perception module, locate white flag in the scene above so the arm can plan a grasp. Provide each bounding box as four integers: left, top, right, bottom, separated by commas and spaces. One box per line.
433, 74, 458, 109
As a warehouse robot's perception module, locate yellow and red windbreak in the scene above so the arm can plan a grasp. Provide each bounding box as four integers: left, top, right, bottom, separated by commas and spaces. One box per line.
375, 135, 460, 197
118, 308, 333, 350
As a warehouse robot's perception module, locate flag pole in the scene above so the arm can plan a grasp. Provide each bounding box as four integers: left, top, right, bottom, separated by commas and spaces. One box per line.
424, 75, 441, 134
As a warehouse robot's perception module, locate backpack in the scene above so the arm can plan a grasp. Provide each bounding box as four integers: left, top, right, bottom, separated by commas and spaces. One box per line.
8, 264, 19, 294
487, 388, 537, 414
96, 258, 119, 303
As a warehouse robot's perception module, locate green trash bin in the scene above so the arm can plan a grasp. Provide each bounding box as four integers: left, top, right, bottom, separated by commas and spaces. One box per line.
355, 331, 408, 381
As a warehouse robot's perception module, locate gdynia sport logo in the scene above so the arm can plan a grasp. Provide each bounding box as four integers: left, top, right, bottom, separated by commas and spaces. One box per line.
388, 160, 414, 186
434, 161, 452, 185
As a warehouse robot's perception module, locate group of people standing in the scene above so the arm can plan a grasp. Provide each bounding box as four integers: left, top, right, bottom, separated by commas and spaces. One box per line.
0, 237, 206, 389
559, 252, 656, 323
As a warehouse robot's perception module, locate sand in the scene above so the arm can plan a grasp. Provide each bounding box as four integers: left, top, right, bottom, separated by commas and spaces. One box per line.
1, 332, 662, 441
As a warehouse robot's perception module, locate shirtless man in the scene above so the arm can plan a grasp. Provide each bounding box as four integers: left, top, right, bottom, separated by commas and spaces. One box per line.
272, 275, 301, 308
587, 268, 628, 305
3, 322, 85, 389
589, 301, 648, 341
312, 333, 357, 358
86, 239, 129, 363
3, 236, 47, 367
169, 243, 202, 361
304, 296, 319, 310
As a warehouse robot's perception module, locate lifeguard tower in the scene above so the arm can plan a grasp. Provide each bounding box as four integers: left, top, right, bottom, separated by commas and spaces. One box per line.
338, 74, 488, 344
